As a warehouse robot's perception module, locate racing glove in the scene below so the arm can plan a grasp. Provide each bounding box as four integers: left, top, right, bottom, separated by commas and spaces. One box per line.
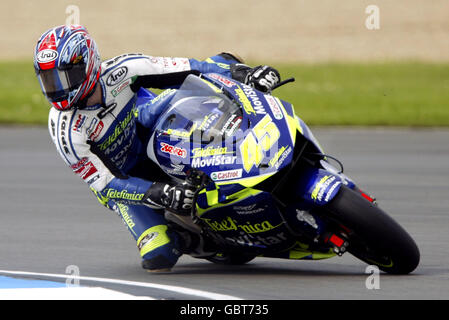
230, 64, 281, 92
143, 182, 196, 216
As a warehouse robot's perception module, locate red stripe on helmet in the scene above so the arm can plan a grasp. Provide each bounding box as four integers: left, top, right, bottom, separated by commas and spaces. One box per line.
52, 100, 70, 111
38, 61, 56, 70
38, 31, 57, 51
81, 67, 101, 100
37, 30, 58, 70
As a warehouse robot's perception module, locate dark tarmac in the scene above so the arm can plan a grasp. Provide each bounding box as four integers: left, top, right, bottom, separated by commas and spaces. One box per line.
1, 127, 448, 299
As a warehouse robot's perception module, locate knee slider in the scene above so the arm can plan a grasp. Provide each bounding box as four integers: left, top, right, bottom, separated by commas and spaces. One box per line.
141, 254, 177, 271
137, 225, 181, 270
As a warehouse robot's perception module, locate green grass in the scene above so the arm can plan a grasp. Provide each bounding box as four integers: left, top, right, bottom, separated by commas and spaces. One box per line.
0, 61, 50, 125
1, 60, 448, 126
274, 62, 449, 126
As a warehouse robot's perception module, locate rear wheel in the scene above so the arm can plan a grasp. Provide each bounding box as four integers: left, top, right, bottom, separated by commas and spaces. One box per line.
323, 185, 420, 274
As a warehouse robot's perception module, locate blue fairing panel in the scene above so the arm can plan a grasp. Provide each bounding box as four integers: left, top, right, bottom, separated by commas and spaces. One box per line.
135, 88, 175, 130
296, 167, 343, 206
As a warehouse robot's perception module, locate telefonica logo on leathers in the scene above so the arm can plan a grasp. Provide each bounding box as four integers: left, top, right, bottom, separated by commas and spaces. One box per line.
105, 189, 144, 201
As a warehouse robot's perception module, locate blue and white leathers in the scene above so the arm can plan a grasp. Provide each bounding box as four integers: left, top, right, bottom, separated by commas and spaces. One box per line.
48, 53, 240, 269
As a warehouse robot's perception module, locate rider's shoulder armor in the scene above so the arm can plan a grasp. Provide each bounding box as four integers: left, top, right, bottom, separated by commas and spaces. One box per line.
48, 53, 192, 192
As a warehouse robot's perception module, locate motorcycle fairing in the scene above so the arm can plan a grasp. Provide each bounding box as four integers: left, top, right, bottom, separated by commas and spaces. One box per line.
197, 188, 297, 254
140, 74, 345, 254
296, 167, 343, 206
147, 75, 297, 183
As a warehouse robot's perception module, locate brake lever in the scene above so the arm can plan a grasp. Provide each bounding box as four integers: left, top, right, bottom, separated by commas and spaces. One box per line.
268, 77, 295, 94
185, 169, 212, 219
185, 168, 210, 187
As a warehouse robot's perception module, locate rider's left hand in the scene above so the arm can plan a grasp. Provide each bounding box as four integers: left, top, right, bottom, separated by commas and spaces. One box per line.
143, 182, 196, 215
161, 183, 196, 216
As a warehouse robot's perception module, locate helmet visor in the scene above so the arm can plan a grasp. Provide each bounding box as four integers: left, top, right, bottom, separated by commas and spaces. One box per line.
37, 63, 86, 102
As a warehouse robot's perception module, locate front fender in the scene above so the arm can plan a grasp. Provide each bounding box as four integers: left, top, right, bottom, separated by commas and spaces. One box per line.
296, 167, 343, 206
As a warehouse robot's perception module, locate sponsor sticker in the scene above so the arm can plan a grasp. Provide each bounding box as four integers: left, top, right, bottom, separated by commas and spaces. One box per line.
208, 73, 237, 88
272, 146, 292, 170
73, 114, 87, 133
71, 157, 98, 181
233, 204, 265, 215
105, 189, 145, 201
150, 89, 176, 105
191, 146, 233, 158
106, 66, 128, 86
111, 79, 131, 97
104, 53, 143, 67
202, 216, 280, 234
210, 169, 242, 181
98, 108, 133, 151
160, 142, 187, 158
37, 49, 58, 63
265, 95, 284, 120
162, 163, 186, 176
59, 115, 71, 155
191, 155, 237, 168
115, 203, 136, 230
325, 180, 341, 202
311, 175, 341, 202
235, 87, 255, 115
163, 123, 197, 139
138, 232, 158, 250
269, 146, 292, 169
86, 174, 100, 185
198, 112, 220, 131
242, 85, 266, 115
89, 120, 104, 141
220, 115, 242, 137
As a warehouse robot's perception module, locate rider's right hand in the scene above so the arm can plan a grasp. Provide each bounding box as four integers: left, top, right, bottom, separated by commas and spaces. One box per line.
245, 65, 281, 92
230, 63, 281, 93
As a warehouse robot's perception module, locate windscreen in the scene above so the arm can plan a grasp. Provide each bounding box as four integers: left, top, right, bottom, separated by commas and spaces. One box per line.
155, 75, 243, 143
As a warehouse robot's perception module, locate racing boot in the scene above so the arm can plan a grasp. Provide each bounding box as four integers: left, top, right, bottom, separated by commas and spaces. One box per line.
175, 229, 218, 258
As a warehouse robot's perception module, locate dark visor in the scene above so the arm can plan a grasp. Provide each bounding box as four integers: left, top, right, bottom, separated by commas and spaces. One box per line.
37, 63, 86, 102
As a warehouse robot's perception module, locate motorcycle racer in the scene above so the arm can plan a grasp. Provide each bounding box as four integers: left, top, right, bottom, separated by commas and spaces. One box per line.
34, 25, 281, 272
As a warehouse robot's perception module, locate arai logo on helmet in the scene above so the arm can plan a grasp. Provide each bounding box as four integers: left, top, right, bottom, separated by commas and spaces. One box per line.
106, 67, 128, 86
37, 49, 58, 63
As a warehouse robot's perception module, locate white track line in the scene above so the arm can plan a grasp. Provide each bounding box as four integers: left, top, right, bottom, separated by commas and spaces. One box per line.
0, 287, 154, 300
0, 269, 242, 300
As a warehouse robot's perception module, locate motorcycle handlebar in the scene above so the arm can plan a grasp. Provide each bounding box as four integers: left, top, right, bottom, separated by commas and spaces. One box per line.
270, 77, 295, 92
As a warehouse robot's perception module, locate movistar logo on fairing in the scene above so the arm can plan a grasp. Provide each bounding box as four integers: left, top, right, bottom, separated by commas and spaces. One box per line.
191, 155, 237, 168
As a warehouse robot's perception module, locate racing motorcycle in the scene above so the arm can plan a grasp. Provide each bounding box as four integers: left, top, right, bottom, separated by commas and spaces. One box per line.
139, 73, 420, 274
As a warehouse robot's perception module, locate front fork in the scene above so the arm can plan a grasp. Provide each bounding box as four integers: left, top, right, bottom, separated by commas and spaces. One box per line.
285, 163, 376, 256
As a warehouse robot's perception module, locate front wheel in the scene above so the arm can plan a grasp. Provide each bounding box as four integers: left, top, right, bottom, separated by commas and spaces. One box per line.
323, 185, 420, 274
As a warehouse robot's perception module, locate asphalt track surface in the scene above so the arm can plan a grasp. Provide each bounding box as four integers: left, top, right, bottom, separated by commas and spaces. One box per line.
1, 126, 449, 300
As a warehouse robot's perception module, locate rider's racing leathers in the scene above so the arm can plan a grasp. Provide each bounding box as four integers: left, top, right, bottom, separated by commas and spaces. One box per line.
48, 53, 242, 270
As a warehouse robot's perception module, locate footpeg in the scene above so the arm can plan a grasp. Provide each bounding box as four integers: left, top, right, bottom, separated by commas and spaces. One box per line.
323, 233, 349, 256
